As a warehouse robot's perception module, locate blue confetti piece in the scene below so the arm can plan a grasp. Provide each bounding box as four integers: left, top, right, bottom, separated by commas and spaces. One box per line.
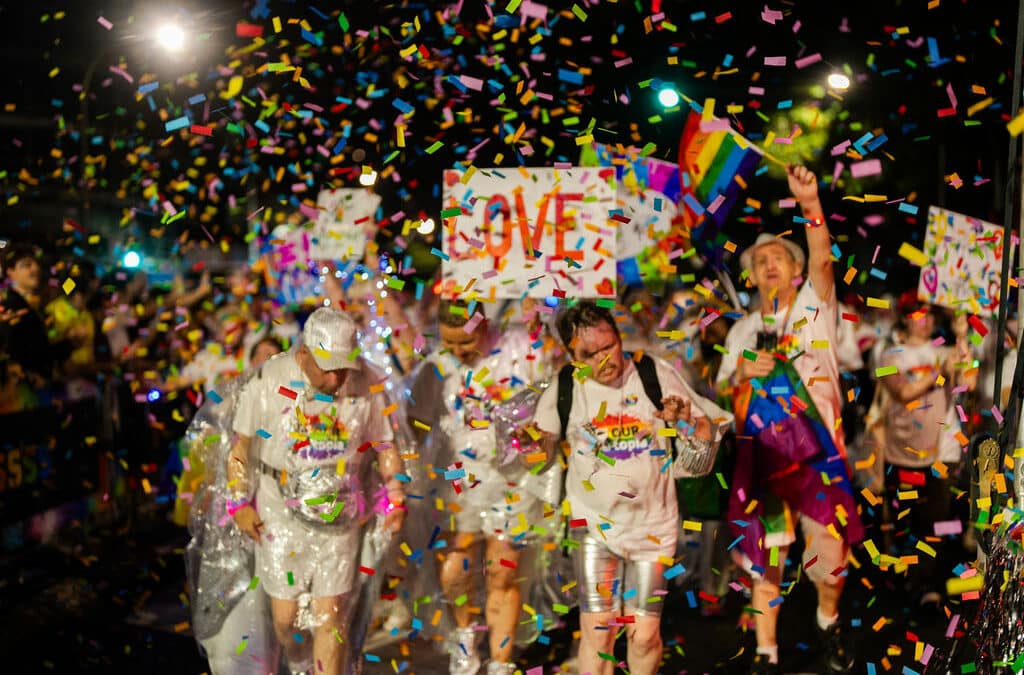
255, 429, 272, 439
663, 563, 686, 580
165, 116, 190, 132
207, 390, 223, 404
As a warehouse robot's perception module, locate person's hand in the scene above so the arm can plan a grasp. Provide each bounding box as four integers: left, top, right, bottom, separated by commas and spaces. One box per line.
786, 164, 820, 210
513, 423, 553, 468
383, 503, 406, 534
733, 350, 776, 385
654, 395, 694, 425
232, 504, 264, 543
951, 313, 969, 340
197, 270, 213, 296
0, 304, 28, 324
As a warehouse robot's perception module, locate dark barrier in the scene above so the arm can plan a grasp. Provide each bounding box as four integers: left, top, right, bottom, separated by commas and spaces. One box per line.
0, 397, 103, 526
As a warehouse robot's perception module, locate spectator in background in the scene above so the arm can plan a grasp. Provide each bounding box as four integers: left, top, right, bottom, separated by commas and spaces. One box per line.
876, 294, 976, 607
0, 243, 72, 401
45, 260, 99, 400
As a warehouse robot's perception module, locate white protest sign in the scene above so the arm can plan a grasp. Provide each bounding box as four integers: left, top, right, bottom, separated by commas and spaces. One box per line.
311, 188, 381, 262
919, 206, 1003, 316
440, 167, 618, 299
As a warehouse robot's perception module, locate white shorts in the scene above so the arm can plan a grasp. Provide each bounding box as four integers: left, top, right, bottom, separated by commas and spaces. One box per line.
255, 484, 360, 600
451, 489, 545, 541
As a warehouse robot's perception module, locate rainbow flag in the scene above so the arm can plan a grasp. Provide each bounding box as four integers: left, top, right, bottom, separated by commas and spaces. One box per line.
677, 108, 762, 262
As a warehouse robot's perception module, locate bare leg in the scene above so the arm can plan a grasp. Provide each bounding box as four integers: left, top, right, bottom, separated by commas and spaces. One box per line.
270, 596, 306, 669
484, 537, 523, 663
310, 595, 348, 675
440, 532, 481, 628
752, 578, 782, 649
625, 613, 663, 675
814, 577, 843, 619
578, 611, 617, 675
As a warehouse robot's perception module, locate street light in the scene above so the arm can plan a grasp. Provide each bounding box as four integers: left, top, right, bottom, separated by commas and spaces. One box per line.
657, 86, 681, 108
827, 73, 851, 90
154, 21, 187, 52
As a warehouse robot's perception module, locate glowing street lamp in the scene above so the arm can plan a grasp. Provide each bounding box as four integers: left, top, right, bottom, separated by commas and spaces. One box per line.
827, 73, 851, 91
657, 86, 681, 108
154, 21, 187, 52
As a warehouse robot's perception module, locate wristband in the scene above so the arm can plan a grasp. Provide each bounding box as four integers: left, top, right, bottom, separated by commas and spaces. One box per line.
227, 498, 250, 516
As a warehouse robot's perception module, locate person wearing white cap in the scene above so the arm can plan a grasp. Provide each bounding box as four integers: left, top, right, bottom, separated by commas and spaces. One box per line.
226, 307, 407, 674
717, 165, 863, 674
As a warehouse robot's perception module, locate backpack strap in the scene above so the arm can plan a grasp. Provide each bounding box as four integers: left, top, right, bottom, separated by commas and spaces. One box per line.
557, 363, 575, 441
635, 354, 678, 455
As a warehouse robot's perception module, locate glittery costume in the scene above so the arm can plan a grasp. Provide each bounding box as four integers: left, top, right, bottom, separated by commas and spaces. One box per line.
404, 327, 560, 647
183, 370, 278, 674
228, 348, 407, 673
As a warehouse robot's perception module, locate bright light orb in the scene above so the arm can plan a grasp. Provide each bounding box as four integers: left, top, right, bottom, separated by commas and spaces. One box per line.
416, 218, 436, 235
359, 170, 378, 186
155, 22, 187, 52
657, 87, 680, 108
827, 73, 851, 90
122, 251, 142, 269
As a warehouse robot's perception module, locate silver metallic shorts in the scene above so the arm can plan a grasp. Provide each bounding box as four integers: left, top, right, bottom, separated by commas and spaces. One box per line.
573, 533, 667, 616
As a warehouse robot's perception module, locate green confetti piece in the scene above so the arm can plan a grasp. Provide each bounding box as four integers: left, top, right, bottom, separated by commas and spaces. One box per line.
441, 207, 461, 218
715, 472, 728, 489
596, 451, 616, 466
454, 593, 468, 606
960, 663, 977, 673
235, 639, 248, 655
425, 141, 444, 154
505, 0, 522, 12
598, 651, 616, 662
553, 603, 569, 614
247, 576, 260, 590
874, 365, 899, 377
339, 13, 349, 31
742, 349, 758, 361
286, 571, 294, 586
571, 4, 588, 20
596, 298, 616, 308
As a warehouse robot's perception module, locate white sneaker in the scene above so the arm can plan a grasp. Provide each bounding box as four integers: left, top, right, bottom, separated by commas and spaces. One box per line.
449, 626, 481, 675
381, 597, 411, 632
486, 661, 516, 675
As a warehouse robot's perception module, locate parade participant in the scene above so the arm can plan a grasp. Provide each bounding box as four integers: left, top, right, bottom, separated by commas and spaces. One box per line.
717, 165, 865, 674
876, 295, 975, 606
184, 340, 282, 675
523, 300, 730, 675
406, 298, 554, 675
227, 307, 407, 674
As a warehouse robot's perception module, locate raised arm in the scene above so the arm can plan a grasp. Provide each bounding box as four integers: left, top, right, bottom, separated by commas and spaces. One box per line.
787, 165, 834, 301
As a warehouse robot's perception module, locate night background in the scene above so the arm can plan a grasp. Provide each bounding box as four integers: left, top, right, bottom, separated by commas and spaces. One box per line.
0, 0, 1015, 293
0, 0, 1021, 673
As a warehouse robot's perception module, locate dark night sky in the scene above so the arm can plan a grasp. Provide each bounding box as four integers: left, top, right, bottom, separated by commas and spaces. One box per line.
0, 0, 1017, 297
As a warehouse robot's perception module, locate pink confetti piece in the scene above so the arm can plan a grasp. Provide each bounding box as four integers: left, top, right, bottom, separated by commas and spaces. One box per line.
761, 6, 783, 24
463, 313, 484, 334
795, 53, 822, 69
97, 16, 113, 30
945, 614, 960, 638
933, 520, 963, 536
991, 406, 1004, 424
763, 56, 787, 67
460, 75, 484, 91
850, 159, 883, 178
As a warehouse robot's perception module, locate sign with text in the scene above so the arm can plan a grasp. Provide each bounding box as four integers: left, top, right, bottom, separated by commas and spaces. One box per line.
919, 206, 1003, 316
581, 144, 682, 260
311, 188, 381, 262
441, 167, 618, 299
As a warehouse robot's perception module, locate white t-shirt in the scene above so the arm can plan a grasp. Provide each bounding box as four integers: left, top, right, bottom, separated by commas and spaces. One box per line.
232, 351, 394, 508
534, 356, 730, 560
717, 281, 843, 452
879, 340, 964, 466
409, 328, 552, 507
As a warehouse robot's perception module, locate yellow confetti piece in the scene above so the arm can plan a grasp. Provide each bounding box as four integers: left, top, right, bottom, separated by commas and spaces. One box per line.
915, 541, 937, 558
682, 520, 703, 531
811, 340, 829, 349
1008, 109, 1024, 137
866, 296, 890, 309
62, 278, 76, 295
946, 574, 984, 596
898, 242, 930, 266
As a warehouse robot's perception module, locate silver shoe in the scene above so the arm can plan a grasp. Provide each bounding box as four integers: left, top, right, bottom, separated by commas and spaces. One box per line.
486, 661, 516, 675
449, 626, 481, 675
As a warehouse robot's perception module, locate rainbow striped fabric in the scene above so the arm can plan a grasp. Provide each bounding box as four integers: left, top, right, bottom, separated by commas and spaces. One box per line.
677, 108, 763, 260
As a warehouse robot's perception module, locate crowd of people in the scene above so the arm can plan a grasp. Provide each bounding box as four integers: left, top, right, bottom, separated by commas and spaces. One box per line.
0, 166, 1014, 675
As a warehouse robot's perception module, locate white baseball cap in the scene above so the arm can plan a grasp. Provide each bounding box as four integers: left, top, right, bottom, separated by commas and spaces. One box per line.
739, 232, 806, 273
302, 307, 359, 371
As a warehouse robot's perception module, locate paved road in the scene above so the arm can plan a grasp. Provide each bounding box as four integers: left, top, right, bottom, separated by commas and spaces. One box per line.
0, 512, 981, 674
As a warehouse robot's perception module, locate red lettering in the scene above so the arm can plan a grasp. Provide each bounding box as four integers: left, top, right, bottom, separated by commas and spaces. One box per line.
554, 192, 584, 261
484, 195, 514, 258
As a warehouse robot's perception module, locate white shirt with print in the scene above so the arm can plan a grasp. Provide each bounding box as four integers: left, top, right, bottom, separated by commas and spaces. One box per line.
534, 357, 730, 560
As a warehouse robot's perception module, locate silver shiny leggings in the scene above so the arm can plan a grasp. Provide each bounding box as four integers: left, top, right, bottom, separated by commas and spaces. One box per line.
573, 533, 667, 616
